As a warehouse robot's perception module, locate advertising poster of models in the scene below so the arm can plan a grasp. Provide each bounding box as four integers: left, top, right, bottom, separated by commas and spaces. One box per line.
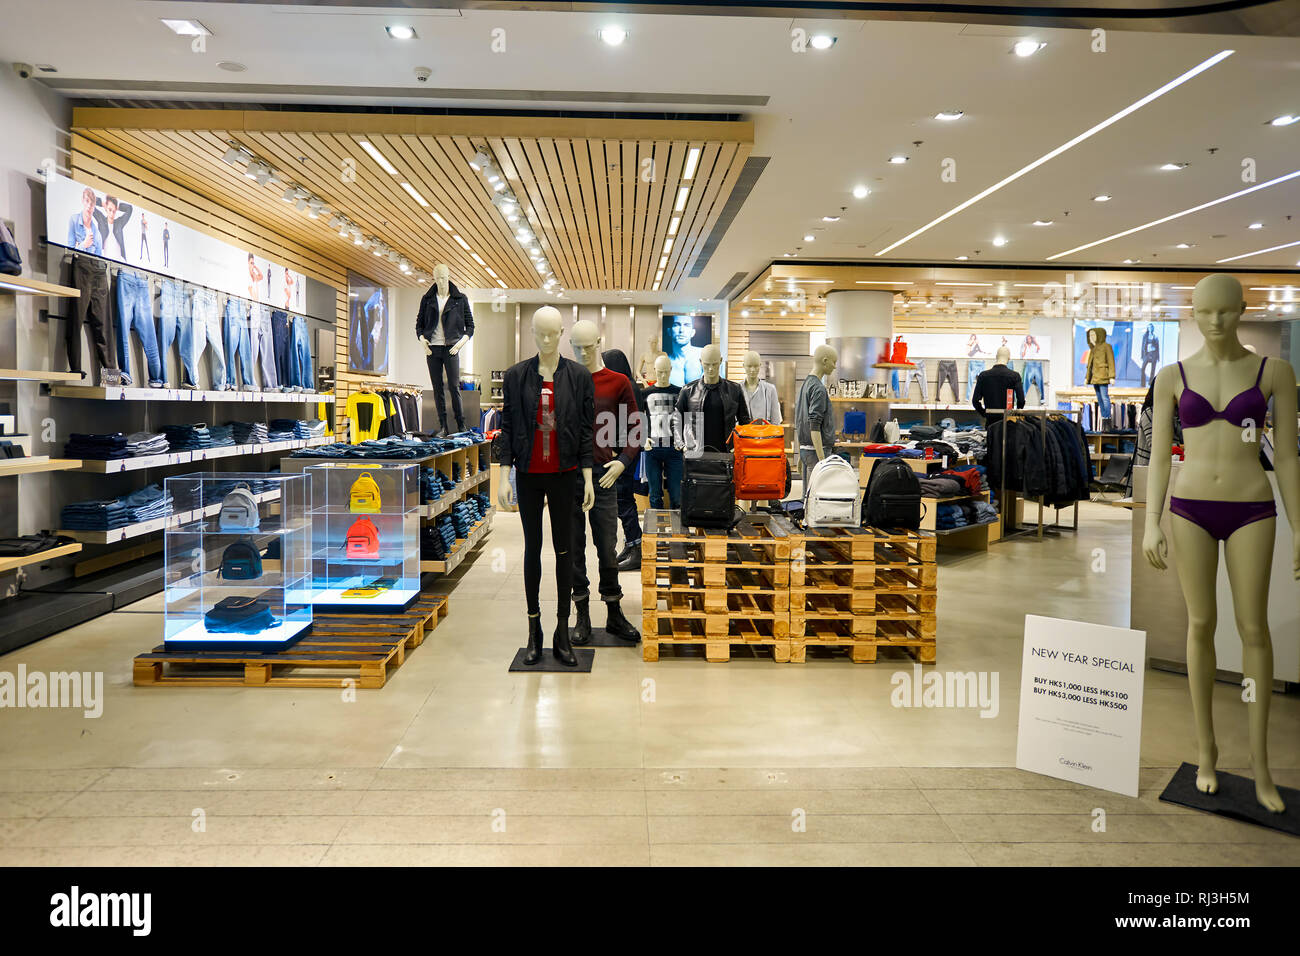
661, 313, 712, 387
48, 172, 306, 308
347, 275, 389, 375
1072, 319, 1179, 388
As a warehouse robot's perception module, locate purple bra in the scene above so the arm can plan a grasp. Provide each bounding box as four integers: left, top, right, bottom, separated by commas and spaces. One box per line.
1177, 358, 1268, 429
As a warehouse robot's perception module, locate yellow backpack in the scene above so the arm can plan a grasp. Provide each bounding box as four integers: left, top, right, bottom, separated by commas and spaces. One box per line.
348, 472, 382, 513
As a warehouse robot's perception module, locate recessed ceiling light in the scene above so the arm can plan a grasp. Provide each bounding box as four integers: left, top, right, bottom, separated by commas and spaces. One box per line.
668, 216, 681, 236
358, 140, 398, 175
216, 61, 246, 73
682, 147, 701, 180
955, 255, 969, 260
1160, 162, 1189, 171
803, 234, 815, 242
385, 25, 417, 40
992, 236, 1008, 247
1175, 242, 1193, 248
400, 182, 429, 207
1013, 39, 1045, 57
1093, 194, 1112, 202
822, 216, 840, 222
1248, 222, 1264, 229
1032, 219, 1054, 226
935, 110, 964, 121
1269, 114, 1299, 126
888, 155, 909, 165
1216, 238, 1300, 263
451, 234, 471, 251
598, 26, 627, 46
161, 18, 211, 36
810, 34, 836, 50
1122, 258, 1138, 264
431, 212, 451, 231
937, 281, 992, 287
741, 310, 750, 317
852, 184, 870, 199
674, 186, 689, 212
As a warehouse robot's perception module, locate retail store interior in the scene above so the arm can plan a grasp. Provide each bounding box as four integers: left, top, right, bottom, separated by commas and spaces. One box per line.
0, 1, 1297, 868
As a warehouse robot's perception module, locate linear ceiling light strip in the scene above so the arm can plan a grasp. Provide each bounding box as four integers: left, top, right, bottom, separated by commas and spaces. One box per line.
1215, 237, 1300, 264
1047, 169, 1300, 260
874, 48, 1234, 257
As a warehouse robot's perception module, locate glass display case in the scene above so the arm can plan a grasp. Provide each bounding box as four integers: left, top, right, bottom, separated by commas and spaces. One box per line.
306, 462, 420, 611
163, 472, 313, 652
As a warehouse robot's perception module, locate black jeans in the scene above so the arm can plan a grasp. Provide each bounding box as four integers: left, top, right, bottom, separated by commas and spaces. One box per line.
517, 468, 578, 618
615, 467, 640, 547
426, 345, 464, 429
68, 256, 114, 376
271, 310, 291, 390
572, 478, 622, 602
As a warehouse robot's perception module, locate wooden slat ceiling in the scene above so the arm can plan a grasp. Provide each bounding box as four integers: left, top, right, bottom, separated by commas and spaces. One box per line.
71, 108, 753, 292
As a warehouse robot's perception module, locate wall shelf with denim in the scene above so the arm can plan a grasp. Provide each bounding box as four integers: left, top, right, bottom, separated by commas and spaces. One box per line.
0, 274, 80, 298
420, 468, 489, 519
0, 458, 84, 478
76, 437, 330, 474
419, 511, 493, 575
0, 542, 83, 574
49, 385, 336, 403
58, 489, 282, 545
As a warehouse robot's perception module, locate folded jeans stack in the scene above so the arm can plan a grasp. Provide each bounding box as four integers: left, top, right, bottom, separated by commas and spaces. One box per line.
64, 432, 129, 460
296, 419, 326, 440
163, 423, 213, 451
61, 483, 173, 530
207, 424, 236, 447
230, 421, 269, 444
125, 431, 169, 457
267, 418, 299, 442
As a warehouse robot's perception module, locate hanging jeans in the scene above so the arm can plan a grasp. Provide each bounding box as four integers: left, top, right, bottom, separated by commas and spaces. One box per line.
68, 255, 114, 377
935, 359, 959, 402
249, 303, 277, 390
1093, 384, 1112, 423
271, 310, 293, 390
645, 445, 683, 509
517, 468, 578, 619
572, 479, 622, 603
157, 279, 197, 387
115, 270, 162, 386
191, 290, 226, 389
290, 316, 314, 393
1022, 360, 1045, 403
905, 359, 927, 401
223, 298, 255, 390
966, 360, 986, 401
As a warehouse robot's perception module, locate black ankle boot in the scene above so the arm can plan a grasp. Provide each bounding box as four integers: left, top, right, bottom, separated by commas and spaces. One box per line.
523, 616, 543, 665
552, 618, 578, 666
617, 545, 641, 572
571, 598, 592, 645
605, 601, 640, 642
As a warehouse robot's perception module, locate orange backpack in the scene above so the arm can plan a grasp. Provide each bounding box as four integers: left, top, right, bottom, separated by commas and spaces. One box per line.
730, 419, 787, 500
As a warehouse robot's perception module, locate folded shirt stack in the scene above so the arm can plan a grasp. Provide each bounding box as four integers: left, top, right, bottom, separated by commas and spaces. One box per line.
163, 423, 212, 451
64, 432, 129, 460
125, 431, 169, 457
230, 421, 269, 445
61, 483, 173, 530
918, 476, 965, 498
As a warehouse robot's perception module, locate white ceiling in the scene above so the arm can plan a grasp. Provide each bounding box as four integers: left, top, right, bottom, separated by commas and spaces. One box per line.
5, 1, 1299, 304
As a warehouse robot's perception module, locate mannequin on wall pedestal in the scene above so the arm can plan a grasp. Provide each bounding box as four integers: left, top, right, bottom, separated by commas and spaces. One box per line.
498, 306, 594, 667
569, 321, 641, 645
794, 345, 838, 487
1143, 274, 1300, 813
416, 263, 474, 437
674, 343, 750, 455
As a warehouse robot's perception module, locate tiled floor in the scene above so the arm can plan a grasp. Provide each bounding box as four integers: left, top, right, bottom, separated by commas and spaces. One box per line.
0, 503, 1296, 865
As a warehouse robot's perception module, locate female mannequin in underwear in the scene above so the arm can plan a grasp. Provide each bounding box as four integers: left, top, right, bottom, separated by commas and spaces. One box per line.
1143, 273, 1299, 812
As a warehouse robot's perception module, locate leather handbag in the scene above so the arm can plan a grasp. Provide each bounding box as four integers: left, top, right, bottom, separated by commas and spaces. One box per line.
345, 517, 380, 559
729, 420, 785, 500
348, 472, 382, 513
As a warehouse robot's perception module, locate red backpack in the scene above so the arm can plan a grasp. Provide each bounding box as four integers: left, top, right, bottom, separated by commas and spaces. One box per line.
730, 420, 787, 500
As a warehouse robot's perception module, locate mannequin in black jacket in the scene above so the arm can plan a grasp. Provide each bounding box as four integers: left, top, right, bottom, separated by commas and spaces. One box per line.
675, 344, 750, 454
416, 263, 475, 436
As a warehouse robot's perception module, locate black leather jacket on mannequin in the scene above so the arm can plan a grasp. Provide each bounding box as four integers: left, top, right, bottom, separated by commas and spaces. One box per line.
500, 355, 594, 473
675, 377, 750, 450
415, 280, 475, 343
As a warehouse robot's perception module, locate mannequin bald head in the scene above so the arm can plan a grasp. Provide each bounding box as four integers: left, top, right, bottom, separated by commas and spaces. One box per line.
812, 344, 838, 378
1192, 274, 1247, 344
532, 306, 563, 359
995, 346, 1011, 365
743, 350, 762, 387
700, 343, 723, 384
570, 318, 604, 372
653, 354, 672, 386
433, 263, 450, 297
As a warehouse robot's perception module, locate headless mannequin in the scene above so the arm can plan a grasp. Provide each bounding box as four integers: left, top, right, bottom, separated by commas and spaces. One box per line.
1143, 274, 1300, 813
501, 306, 593, 667
808, 345, 838, 462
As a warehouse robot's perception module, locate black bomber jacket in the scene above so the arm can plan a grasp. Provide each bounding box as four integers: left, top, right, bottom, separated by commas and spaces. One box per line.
500, 355, 594, 473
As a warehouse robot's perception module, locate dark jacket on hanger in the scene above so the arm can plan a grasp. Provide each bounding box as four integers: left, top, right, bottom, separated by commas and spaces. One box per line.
500, 354, 594, 473
675, 377, 750, 450
416, 280, 475, 344
972, 364, 1025, 417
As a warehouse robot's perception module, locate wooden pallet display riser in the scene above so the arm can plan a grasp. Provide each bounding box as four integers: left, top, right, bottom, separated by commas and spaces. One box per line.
641, 564, 789, 613
642, 615, 791, 664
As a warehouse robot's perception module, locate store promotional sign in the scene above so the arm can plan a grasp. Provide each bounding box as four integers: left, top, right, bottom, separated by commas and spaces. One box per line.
48, 173, 307, 309
1015, 615, 1146, 797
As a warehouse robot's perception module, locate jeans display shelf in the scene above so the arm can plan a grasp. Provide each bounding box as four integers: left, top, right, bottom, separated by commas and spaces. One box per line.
60, 489, 282, 545
50, 385, 335, 403
77, 436, 329, 473
0, 542, 83, 574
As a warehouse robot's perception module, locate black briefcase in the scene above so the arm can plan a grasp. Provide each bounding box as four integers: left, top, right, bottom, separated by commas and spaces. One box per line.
681, 451, 736, 529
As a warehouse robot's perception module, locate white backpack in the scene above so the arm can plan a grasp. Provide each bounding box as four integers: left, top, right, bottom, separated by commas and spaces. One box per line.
803, 455, 861, 527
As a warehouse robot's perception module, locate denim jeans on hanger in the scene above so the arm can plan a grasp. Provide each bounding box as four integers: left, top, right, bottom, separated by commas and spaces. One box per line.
223, 298, 255, 390
249, 303, 277, 390
935, 359, 959, 402
270, 310, 292, 390
1022, 360, 1045, 404
191, 289, 226, 390
115, 270, 162, 386
290, 316, 313, 393
905, 359, 926, 401
966, 360, 986, 401
157, 279, 197, 387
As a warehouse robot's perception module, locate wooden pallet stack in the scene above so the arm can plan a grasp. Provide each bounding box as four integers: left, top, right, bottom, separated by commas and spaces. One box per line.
641, 510, 792, 662
788, 526, 937, 663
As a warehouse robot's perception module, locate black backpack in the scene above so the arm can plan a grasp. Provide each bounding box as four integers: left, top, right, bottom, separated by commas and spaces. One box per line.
681, 450, 736, 529
869, 419, 886, 443
863, 456, 922, 530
